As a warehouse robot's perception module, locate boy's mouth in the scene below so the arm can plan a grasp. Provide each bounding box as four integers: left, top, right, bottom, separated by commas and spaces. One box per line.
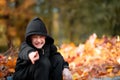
35, 42, 44, 46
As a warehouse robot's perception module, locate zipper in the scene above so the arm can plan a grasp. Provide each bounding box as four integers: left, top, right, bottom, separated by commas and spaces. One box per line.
42, 49, 44, 55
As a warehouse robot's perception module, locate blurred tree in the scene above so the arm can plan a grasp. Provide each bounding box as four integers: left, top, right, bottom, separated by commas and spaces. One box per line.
0, 0, 120, 49
0, 0, 35, 49
51, 0, 120, 43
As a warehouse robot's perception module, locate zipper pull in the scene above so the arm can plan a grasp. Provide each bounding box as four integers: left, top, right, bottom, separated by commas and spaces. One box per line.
42, 49, 44, 55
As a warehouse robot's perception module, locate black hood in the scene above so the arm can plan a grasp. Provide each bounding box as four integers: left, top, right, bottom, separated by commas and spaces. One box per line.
25, 17, 54, 44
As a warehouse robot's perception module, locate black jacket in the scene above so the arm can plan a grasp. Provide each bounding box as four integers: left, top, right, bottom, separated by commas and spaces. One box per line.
16, 42, 69, 67
13, 17, 69, 80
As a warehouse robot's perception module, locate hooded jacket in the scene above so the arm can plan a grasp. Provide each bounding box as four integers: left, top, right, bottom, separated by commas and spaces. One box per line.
13, 17, 69, 80
25, 17, 54, 45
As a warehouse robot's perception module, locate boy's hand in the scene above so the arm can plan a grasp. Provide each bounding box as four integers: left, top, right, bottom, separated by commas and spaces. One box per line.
63, 68, 72, 80
28, 51, 39, 64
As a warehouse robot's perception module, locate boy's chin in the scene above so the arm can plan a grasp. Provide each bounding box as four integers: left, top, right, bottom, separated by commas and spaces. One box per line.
34, 44, 44, 49
35, 45, 44, 49
36, 46, 43, 49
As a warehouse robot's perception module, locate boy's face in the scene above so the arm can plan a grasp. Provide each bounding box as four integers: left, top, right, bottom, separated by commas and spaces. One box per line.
31, 34, 46, 49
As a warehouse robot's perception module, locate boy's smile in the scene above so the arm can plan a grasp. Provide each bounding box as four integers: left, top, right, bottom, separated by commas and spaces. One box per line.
31, 35, 46, 49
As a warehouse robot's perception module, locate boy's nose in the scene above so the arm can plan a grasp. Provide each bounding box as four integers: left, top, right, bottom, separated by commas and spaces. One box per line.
36, 38, 41, 42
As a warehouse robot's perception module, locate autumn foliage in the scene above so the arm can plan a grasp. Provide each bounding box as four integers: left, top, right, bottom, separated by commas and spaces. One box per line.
0, 33, 120, 80
59, 33, 120, 80
0, 47, 17, 79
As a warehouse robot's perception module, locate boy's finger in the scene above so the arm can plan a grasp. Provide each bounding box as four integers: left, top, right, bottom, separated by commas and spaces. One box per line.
35, 52, 39, 59
33, 55, 39, 61
31, 59, 35, 64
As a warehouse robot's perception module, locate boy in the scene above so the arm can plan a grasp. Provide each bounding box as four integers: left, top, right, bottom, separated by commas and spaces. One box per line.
13, 17, 72, 80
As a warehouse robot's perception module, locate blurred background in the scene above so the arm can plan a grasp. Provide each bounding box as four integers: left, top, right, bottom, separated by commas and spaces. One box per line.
0, 0, 120, 79
0, 0, 120, 52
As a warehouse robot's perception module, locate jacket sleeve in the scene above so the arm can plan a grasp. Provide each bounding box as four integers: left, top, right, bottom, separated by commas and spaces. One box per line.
18, 41, 36, 60
13, 42, 36, 79
50, 44, 69, 68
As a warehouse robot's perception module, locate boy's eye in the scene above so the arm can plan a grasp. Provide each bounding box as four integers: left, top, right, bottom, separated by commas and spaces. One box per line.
40, 36, 46, 39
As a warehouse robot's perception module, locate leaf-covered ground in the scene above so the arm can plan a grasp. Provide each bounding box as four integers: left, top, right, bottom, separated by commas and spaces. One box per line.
0, 33, 120, 80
